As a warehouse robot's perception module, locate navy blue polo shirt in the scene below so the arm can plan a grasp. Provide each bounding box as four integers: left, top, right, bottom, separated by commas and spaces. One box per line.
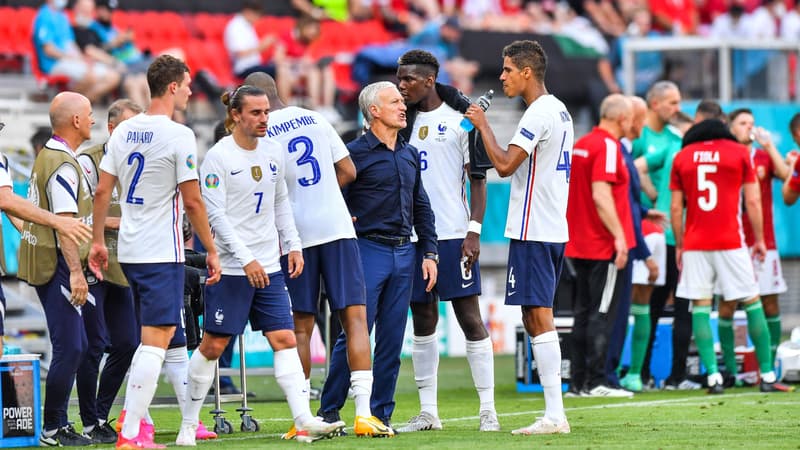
344, 130, 437, 255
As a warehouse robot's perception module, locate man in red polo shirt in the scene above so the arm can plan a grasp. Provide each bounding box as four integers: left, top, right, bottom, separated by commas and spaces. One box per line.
566, 94, 635, 398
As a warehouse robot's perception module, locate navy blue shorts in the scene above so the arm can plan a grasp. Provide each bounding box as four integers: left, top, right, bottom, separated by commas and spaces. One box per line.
122, 262, 184, 327
280, 239, 366, 314
169, 302, 187, 348
412, 239, 481, 303
203, 272, 293, 336
504, 240, 565, 307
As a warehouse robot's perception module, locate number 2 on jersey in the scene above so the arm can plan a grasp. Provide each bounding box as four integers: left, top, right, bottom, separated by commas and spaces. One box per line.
288, 136, 321, 186
126, 152, 145, 205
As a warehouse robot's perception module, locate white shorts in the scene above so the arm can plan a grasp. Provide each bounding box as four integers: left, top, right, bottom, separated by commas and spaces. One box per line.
632, 232, 666, 286
676, 248, 758, 301
753, 249, 787, 296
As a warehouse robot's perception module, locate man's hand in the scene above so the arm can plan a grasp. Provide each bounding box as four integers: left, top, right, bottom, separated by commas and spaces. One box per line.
286, 250, 304, 279
88, 242, 108, 281
645, 256, 659, 284
53, 216, 92, 246
676, 246, 683, 272
752, 240, 767, 263
422, 259, 438, 292
613, 237, 628, 269
464, 104, 489, 131
645, 209, 668, 228
69, 270, 88, 307
461, 232, 481, 275
205, 252, 221, 285
243, 259, 269, 289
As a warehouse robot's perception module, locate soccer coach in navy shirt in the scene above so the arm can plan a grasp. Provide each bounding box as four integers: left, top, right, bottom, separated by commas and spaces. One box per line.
318, 81, 438, 431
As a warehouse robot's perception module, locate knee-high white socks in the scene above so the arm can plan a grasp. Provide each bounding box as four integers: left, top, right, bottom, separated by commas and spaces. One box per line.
274, 349, 315, 428
350, 370, 373, 418
121, 345, 166, 439
531, 331, 566, 423
412, 333, 439, 417
181, 349, 217, 427
466, 337, 496, 413
164, 346, 190, 413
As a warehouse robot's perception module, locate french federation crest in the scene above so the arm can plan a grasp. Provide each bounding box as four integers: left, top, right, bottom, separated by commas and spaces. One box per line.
251, 166, 263, 182
418, 126, 428, 140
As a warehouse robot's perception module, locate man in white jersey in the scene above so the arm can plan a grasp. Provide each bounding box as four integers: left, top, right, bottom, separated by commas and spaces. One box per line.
88, 55, 221, 449
0, 117, 91, 358
394, 49, 498, 433
465, 39, 573, 435
182, 85, 346, 445
242, 72, 393, 438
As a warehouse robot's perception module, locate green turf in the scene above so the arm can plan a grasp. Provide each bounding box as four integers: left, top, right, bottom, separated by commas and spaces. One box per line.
71, 355, 798, 449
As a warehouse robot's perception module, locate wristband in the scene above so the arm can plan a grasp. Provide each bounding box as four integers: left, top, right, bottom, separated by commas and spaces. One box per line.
468, 220, 482, 235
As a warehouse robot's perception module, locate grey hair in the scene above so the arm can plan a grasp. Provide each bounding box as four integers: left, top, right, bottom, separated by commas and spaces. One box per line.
107, 98, 143, 127
599, 94, 631, 121
359, 81, 396, 124
645, 80, 679, 104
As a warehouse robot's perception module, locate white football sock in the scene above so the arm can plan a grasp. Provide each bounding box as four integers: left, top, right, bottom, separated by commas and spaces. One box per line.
143, 410, 153, 426
121, 345, 165, 439
164, 346, 190, 413
274, 348, 314, 428
412, 333, 439, 417
350, 370, 373, 418
762, 371, 776, 383
466, 337, 496, 412
531, 331, 566, 423
182, 349, 217, 427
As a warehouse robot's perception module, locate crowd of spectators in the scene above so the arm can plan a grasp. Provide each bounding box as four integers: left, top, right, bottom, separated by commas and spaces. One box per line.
16, 0, 800, 113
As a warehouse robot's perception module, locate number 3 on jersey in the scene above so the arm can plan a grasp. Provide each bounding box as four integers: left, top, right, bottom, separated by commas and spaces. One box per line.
126, 152, 145, 205
288, 136, 320, 186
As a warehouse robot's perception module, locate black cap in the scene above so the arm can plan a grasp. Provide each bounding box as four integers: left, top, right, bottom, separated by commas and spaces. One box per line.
96, 0, 118, 10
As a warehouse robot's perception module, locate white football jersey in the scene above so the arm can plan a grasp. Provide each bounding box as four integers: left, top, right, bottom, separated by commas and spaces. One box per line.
101, 114, 197, 263
266, 106, 356, 251
409, 103, 470, 240
505, 94, 573, 243
201, 135, 300, 275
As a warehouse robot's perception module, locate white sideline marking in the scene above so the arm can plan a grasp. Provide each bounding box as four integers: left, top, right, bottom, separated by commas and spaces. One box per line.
442, 392, 766, 423
151, 392, 769, 439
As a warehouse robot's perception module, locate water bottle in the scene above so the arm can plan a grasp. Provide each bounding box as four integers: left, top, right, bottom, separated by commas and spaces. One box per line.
460, 89, 494, 132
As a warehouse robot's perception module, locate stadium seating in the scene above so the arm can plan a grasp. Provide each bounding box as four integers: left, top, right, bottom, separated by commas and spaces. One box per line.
0, 6, 398, 99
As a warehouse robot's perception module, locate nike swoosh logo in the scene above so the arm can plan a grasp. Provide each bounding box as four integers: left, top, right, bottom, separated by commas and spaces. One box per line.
190, 396, 205, 402
231, 170, 243, 175
508, 291, 517, 296
462, 282, 474, 288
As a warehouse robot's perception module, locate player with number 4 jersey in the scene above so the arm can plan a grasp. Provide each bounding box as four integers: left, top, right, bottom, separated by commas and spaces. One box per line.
465, 40, 573, 435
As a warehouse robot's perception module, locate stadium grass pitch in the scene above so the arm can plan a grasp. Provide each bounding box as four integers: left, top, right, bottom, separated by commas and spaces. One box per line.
78, 355, 798, 449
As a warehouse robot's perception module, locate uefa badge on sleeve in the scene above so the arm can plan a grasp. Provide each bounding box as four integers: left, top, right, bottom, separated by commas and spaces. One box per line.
205, 173, 219, 189
186, 154, 196, 169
